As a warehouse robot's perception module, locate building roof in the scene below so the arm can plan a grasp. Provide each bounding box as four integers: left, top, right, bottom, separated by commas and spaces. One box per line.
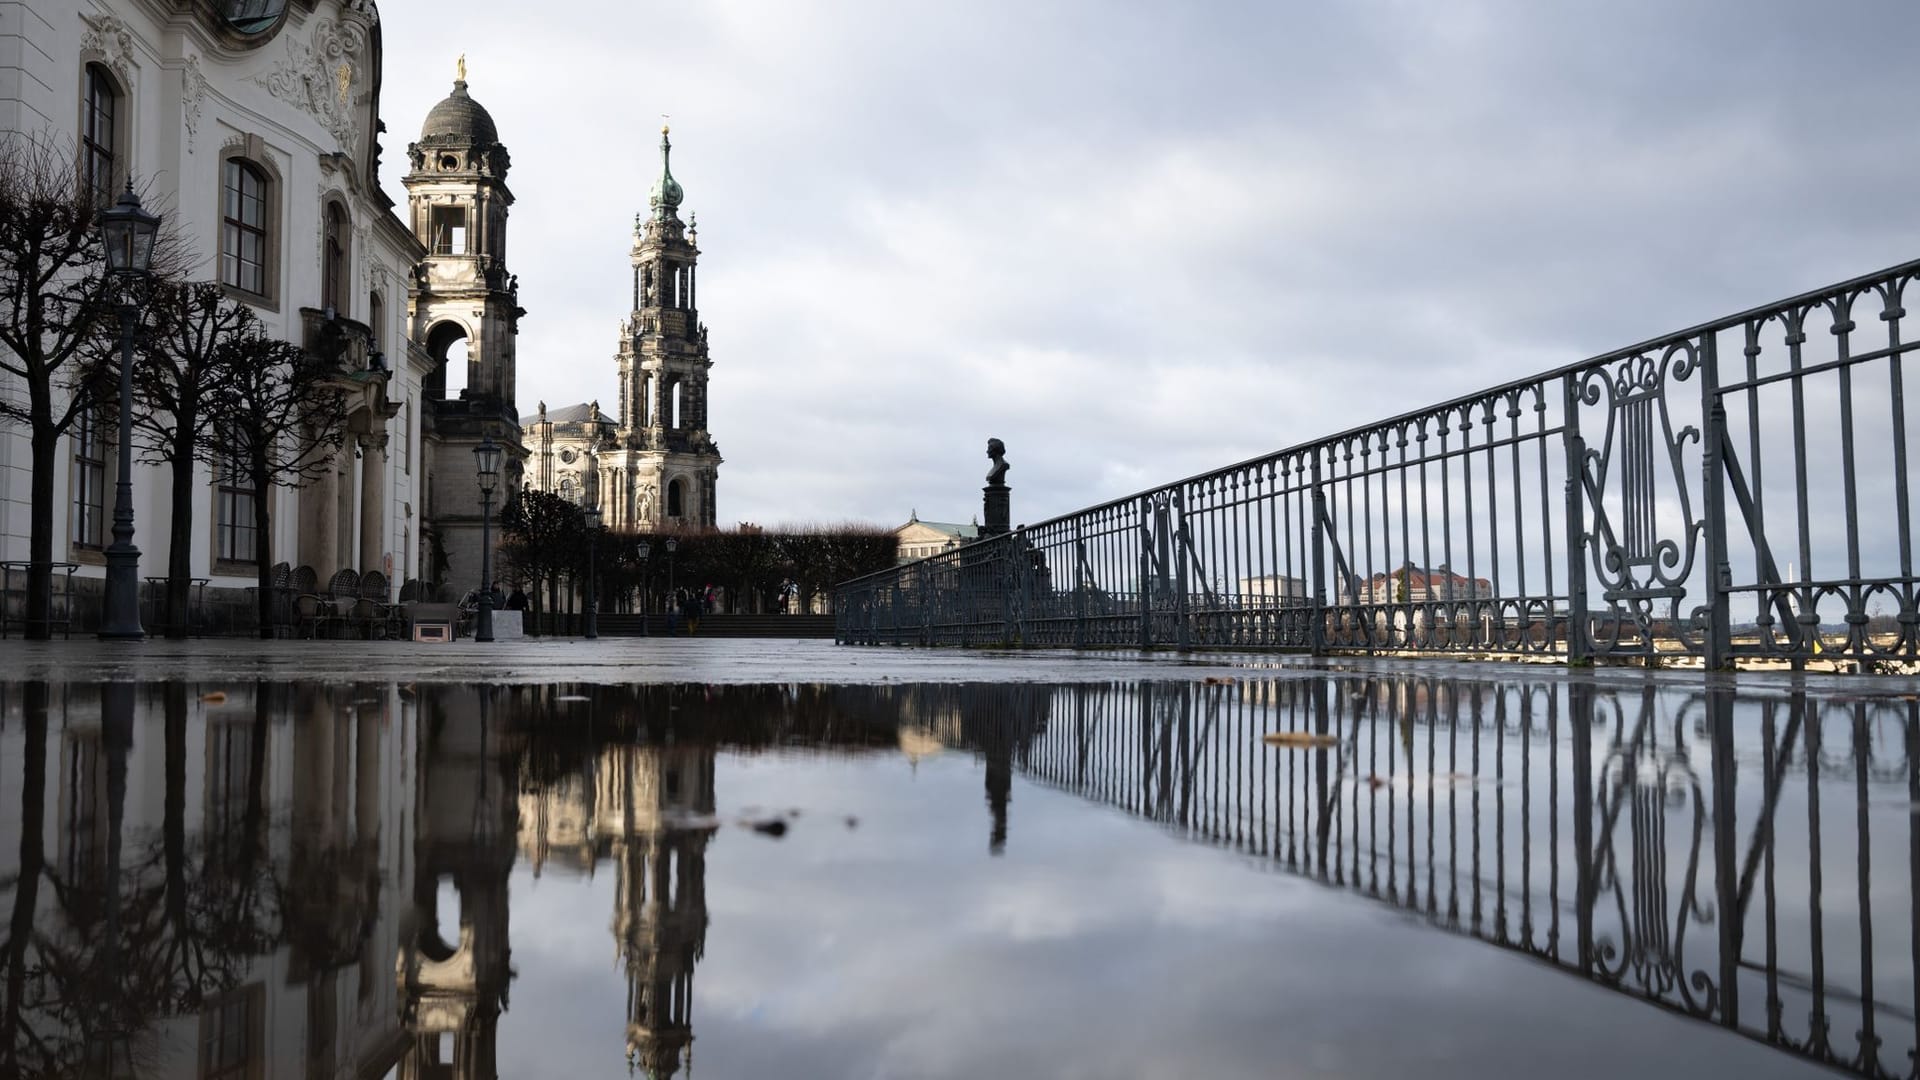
541, 402, 596, 424
897, 518, 978, 540
420, 78, 499, 145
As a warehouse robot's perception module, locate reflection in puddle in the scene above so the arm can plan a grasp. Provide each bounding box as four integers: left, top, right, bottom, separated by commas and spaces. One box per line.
0, 677, 1911, 1077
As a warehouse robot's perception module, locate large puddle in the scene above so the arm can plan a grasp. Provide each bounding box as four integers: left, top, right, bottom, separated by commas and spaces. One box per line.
0, 675, 1910, 1077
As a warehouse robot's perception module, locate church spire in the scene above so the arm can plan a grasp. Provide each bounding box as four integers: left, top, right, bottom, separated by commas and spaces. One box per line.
649, 125, 684, 221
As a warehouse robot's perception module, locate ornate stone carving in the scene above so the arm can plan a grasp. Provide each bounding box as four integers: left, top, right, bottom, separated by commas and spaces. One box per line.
355, 220, 372, 296
81, 13, 136, 84
252, 18, 368, 151
181, 55, 209, 153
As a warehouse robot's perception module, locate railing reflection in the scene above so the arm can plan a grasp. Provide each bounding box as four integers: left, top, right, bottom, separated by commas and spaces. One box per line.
970, 674, 1919, 1078
1, 676, 1915, 1077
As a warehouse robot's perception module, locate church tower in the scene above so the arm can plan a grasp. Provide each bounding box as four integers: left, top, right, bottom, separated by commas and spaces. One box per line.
602, 127, 722, 530
405, 61, 525, 592
600, 742, 714, 1078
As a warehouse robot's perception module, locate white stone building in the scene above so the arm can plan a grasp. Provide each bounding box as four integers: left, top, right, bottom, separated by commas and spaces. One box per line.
0, 1, 527, 630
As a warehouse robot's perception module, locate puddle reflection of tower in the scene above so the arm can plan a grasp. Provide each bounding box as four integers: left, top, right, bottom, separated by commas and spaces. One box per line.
598, 741, 715, 1079
398, 686, 518, 1080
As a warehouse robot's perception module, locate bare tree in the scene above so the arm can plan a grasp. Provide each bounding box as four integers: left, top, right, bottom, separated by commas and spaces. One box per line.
215, 334, 351, 636
125, 282, 251, 638
0, 134, 186, 638
0, 138, 116, 639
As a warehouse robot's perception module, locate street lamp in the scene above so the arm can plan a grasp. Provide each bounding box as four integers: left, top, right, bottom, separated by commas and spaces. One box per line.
97, 184, 160, 641
473, 436, 502, 642
665, 536, 678, 611
635, 540, 650, 635
583, 504, 602, 640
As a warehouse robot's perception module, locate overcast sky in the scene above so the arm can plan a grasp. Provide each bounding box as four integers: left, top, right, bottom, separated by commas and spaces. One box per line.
372, 1, 1920, 531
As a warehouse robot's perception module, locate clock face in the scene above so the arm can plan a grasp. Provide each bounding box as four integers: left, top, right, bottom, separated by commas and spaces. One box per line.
221, 0, 288, 35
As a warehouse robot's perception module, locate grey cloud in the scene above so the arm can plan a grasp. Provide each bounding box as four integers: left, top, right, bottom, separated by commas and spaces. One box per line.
378, 0, 1920, 527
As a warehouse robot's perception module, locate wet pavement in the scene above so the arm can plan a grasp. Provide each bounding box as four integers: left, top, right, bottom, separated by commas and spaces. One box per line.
0, 643, 1913, 1077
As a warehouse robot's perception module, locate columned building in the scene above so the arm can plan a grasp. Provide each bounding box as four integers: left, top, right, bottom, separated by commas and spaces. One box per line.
525, 127, 720, 529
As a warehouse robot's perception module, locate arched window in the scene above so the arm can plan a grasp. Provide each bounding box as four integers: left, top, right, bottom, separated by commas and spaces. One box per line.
221, 159, 271, 297
670, 379, 683, 430
368, 290, 384, 365
323, 202, 349, 313
81, 64, 121, 205
667, 478, 684, 519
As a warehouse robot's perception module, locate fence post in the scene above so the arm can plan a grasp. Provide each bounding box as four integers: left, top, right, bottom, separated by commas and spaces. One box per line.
1563, 373, 1590, 664
1309, 450, 1327, 656
1139, 496, 1153, 649
1013, 528, 1031, 646
1173, 487, 1192, 650
1570, 678, 1596, 971
1073, 519, 1088, 648
1700, 333, 1733, 669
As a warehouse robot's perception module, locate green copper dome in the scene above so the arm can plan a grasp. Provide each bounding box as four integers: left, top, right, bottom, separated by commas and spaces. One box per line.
649, 126, 684, 219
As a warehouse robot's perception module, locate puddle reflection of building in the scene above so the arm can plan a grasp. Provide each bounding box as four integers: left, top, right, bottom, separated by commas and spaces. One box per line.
517, 723, 714, 1078
0, 680, 413, 1079
397, 685, 518, 1080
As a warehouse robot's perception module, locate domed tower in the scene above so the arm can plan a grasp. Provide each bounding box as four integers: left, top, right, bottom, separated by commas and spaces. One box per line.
406, 59, 526, 594
602, 127, 722, 530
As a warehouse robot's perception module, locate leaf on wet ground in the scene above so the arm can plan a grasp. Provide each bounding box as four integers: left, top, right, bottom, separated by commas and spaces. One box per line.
1262, 731, 1338, 748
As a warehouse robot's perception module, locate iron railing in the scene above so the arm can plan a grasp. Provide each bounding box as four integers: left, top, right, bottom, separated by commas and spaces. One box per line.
837, 256, 1920, 666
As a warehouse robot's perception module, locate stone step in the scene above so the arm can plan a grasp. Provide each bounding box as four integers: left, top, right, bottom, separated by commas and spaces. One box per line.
582, 613, 837, 638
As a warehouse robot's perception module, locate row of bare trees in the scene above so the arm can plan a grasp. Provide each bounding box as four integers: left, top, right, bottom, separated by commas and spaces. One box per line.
498, 489, 898, 629
0, 137, 349, 638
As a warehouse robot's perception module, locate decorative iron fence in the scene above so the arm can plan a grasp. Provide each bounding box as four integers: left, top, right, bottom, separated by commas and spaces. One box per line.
837, 256, 1920, 666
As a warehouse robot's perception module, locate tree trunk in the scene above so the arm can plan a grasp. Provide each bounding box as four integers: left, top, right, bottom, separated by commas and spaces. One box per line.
252, 458, 275, 638
163, 684, 188, 940
166, 427, 196, 639
26, 422, 56, 639
1, 684, 48, 1074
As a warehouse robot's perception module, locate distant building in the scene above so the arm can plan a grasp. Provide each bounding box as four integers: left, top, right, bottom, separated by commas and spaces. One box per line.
895, 512, 978, 563
1237, 574, 1309, 604
1343, 565, 1493, 606
525, 401, 618, 506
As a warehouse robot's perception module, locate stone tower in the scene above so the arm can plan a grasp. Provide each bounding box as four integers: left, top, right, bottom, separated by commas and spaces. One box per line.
405, 63, 525, 593
601, 127, 722, 530
602, 742, 714, 1078
397, 686, 516, 1080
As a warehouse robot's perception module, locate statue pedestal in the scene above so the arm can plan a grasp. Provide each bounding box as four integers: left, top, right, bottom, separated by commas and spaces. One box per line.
982, 484, 1010, 537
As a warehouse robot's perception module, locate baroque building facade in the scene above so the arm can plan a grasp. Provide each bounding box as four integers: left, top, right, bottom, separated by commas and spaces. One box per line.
525, 128, 720, 529
0, 0, 527, 626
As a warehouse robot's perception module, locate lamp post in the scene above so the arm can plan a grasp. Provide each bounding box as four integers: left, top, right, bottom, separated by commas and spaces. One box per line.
583, 504, 602, 640
635, 540, 650, 635
473, 436, 502, 642
96, 184, 160, 641
665, 536, 678, 610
